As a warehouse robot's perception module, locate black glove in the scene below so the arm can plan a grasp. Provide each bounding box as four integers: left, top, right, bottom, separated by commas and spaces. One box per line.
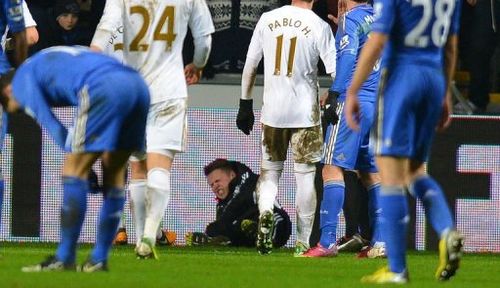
190, 232, 209, 246
236, 99, 254, 135
324, 90, 339, 126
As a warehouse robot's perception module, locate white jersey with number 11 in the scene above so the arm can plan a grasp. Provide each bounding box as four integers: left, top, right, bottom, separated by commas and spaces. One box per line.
247, 5, 336, 128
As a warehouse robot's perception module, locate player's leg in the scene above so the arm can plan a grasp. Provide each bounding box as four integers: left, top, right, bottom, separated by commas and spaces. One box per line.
128, 155, 147, 248
22, 152, 101, 272
256, 125, 287, 255
303, 163, 342, 257
256, 159, 283, 254
272, 207, 292, 248
138, 152, 173, 258
361, 68, 412, 283
137, 99, 187, 258
411, 67, 463, 281
407, 162, 463, 280
356, 110, 385, 258
84, 150, 131, 271
366, 157, 409, 278
357, 171, 385, 259
289, 125, 322, 256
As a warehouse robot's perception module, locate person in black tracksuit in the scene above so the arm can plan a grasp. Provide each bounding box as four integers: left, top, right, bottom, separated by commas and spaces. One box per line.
203, 159, 291, 247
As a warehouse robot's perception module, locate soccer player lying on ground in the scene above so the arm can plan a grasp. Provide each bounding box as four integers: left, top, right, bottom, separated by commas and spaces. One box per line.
304, 0, 384, 259
185, 159, 291, 247
0, 46, 150, 272
345, 0, 464, 283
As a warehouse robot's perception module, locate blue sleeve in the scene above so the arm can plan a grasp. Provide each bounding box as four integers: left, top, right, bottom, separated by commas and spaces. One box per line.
331, 17, 358, 93
3, 0, 25, 33
371, 0, 395, 34
449, 0, 462, 36
12, 72, 68, 149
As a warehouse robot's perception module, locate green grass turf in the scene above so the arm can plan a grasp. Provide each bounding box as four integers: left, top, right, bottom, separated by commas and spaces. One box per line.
0, 242, 498, 288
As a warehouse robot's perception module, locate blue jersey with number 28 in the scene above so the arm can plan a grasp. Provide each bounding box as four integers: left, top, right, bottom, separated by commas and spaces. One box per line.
371, 0, 461, 68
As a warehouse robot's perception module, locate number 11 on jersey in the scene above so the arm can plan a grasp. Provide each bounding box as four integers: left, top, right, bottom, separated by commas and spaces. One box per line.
274, 35, 297, 77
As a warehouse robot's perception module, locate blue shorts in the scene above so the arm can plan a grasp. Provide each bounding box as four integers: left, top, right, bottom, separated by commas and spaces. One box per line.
322, 96, 377, 173
373, 65, 445, 162
65, 70, 150, 153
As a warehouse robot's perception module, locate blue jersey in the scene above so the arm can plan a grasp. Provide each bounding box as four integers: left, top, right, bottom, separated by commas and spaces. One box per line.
331, 4, 379, 101
12, 46, 148, 151
372, 0, 461, 68
0, 0, 25, 73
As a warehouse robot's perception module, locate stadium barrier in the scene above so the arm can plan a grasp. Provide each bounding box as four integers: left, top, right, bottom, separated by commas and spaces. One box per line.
0, 109, 498, 253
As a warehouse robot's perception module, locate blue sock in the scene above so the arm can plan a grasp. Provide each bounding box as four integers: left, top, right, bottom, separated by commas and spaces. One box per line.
91, 187, 125, 263
380, 186, 408, 273
409, 176, 454, 237
319, 180, 345, 248
367, 183, 383, 244
56, 177, 89, 264
0, 179, 4, 226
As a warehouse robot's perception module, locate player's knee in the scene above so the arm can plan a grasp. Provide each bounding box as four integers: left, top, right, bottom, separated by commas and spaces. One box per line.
359, 172, 380, 187
261, 160, 284, 172
322, 164, 343, 181
294, 162, 315, 174
148, 149, 176, 160
147, 168, 170, 191
129, 154, 147, 179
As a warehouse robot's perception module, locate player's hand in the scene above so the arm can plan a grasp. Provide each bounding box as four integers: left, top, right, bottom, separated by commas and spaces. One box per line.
89, 45, 102, 52
323, 90, 339, 126
327, 0, 348, 25
466, 0, 477, 6
184, 63, 203, 85
437, 92, 453, 131
345, 89, 361, 131
236, 99, 254, 135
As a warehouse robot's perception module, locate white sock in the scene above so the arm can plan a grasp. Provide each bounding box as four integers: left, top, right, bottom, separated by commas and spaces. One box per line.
257, 169, 281, 214
129, 179, 147, 246
143, 168, 171, 245
156, 226, 163, 239
294, 163, 317, 246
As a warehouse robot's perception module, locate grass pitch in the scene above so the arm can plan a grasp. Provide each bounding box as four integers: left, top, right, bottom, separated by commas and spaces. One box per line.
0, 242, 498, 287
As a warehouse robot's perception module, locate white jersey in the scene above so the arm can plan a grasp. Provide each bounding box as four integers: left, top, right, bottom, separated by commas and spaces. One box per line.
93, 0, 214, 103
247, 5, 336, 128
103, 25, 125, 63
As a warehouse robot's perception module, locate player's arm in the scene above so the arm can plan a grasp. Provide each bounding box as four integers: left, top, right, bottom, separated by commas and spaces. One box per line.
22, 1, 38, 46
326, 18, 358, 126
237, 16, 264, 135
3, 0, 27, 67
438, 0, 461, 130
345, 32, 387, 130
90, 0, 123, 52
184, 34, 212, 85
346, 0, 393, 130
185, 0, 215, 85
10, 75, 68, 148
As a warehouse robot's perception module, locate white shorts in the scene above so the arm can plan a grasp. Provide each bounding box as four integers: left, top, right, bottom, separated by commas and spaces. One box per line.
131, 98, 187, 160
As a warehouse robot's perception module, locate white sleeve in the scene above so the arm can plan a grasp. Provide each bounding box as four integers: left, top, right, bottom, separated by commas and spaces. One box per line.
189, 0, 215, 38
193, 34, 211, 68
318, 22, 336, 77
241, 56, 260, 100
245, 16, 265, 62
91, 0, 123, 50
23, 1, 36, 27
